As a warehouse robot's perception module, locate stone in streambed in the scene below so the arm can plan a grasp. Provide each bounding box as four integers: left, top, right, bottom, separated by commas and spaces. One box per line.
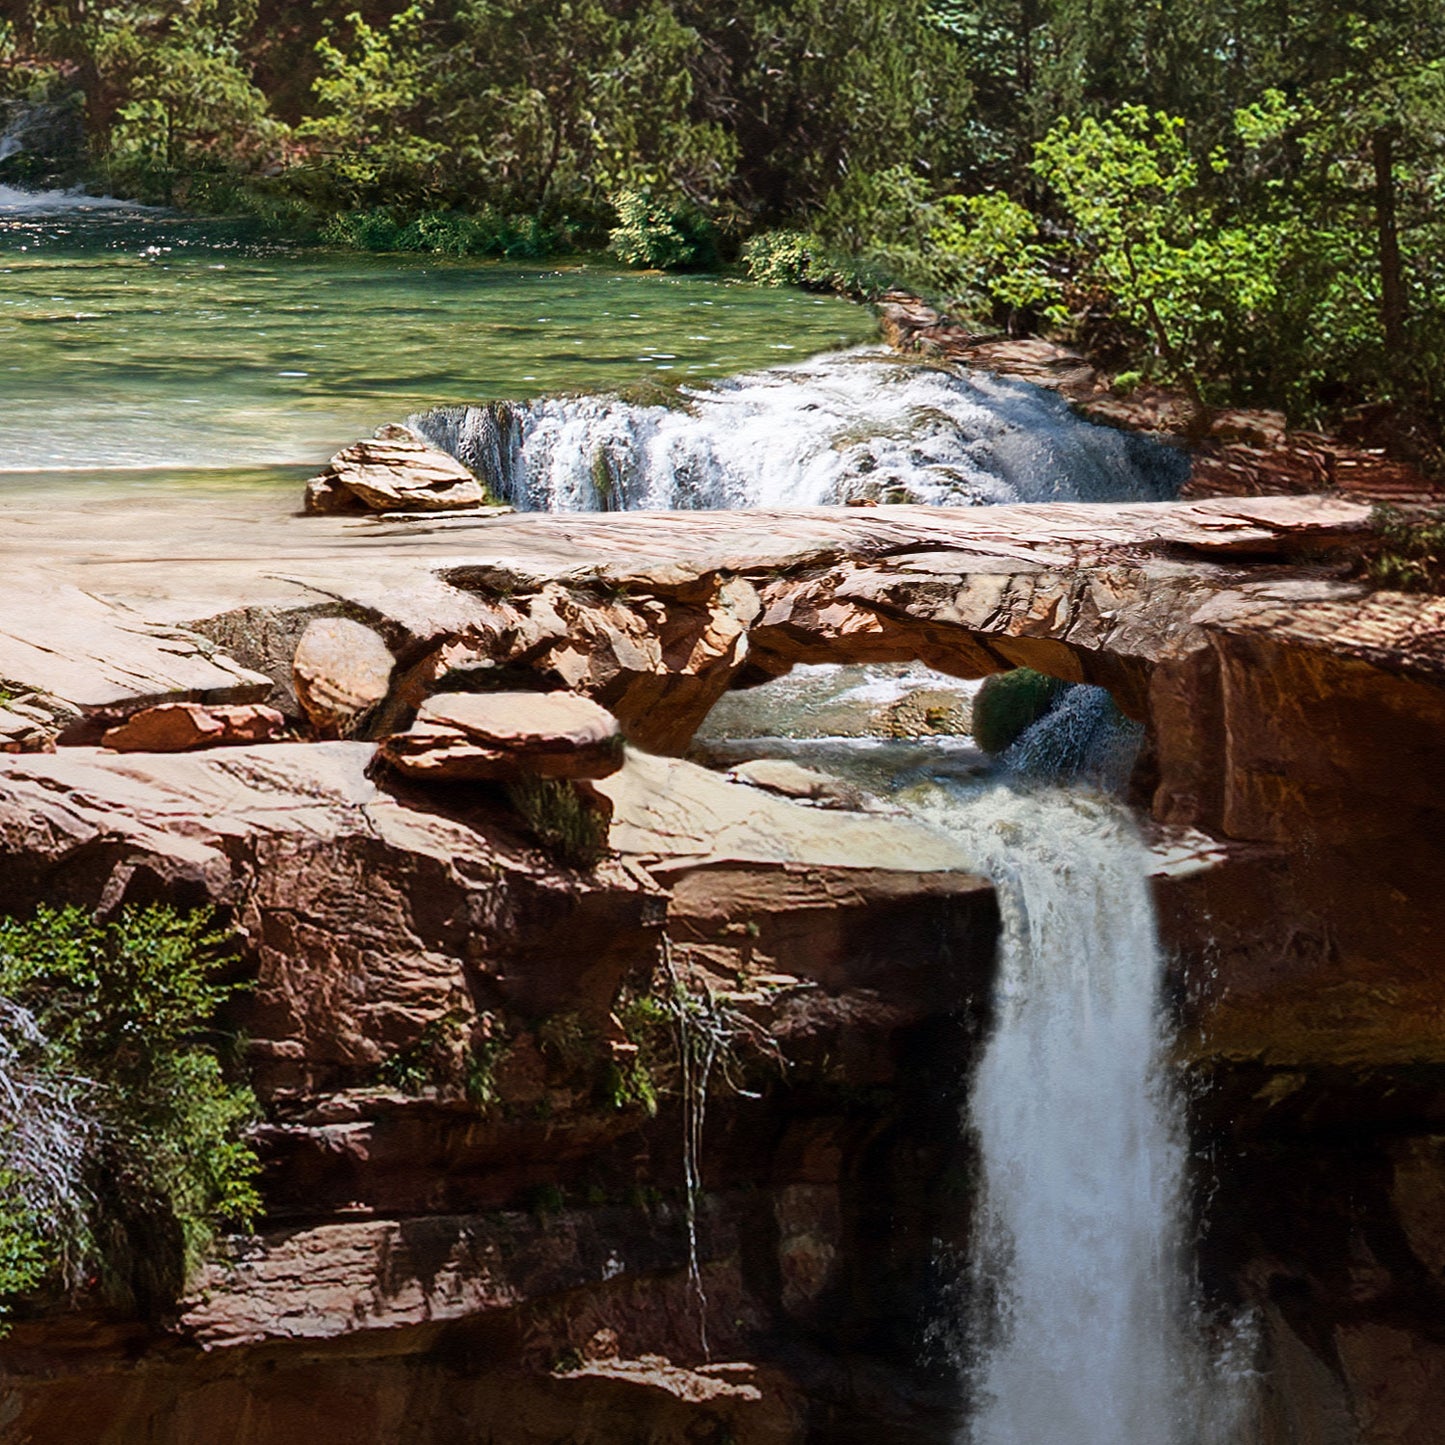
726, 758, 869, 810
293, 617, 396, 735
102, 701, 287, 752
304, 424, 493, 513
381, 691, 624, 782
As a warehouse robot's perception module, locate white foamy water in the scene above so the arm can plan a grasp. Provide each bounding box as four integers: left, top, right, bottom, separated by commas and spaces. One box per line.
910, 787, 1250, 1445
412, 349, 1187, 511
0, 184, 137, 213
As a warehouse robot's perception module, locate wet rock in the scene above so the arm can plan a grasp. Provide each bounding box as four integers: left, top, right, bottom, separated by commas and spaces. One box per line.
875, 686, 973, 738
305, 425, 494, 513
101, 701, 286, 752
381, 691, 624, 782
293, 616, 395, 735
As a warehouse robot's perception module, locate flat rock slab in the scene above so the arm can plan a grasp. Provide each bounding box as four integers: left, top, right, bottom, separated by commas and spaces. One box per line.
102, 701, 286, 752
0, 580, 272, 718
382, 690, 624, 781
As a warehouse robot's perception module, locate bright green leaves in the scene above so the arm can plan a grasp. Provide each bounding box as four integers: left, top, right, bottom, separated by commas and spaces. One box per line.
607, 190, 718, 271
299, 5, 445, 204
0, 906, 259, 1323
1029, 105, 1280, 399
925, 191, 1068, 325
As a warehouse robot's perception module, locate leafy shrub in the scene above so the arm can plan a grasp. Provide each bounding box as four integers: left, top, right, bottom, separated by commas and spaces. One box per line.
506, 778, 612, 868
321, 206, 567, 259
922, 191, 1068, 326
0, 906, 259, 1321
1367, 505, 1445, 593
971, 668, 1068, 754
606, 190, 717, 271
741, 228, 898, 299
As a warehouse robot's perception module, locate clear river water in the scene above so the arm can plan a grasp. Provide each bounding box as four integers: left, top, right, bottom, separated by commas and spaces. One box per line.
0, 191, 871, 486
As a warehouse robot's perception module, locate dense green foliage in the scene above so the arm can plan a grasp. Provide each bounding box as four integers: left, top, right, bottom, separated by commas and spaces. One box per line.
1367, 505, 1445, 592
2, 0, 1443, 449
0, 906, 259, 1322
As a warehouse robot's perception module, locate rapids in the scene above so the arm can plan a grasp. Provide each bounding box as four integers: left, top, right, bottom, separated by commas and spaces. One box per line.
411, 350, 1187, 510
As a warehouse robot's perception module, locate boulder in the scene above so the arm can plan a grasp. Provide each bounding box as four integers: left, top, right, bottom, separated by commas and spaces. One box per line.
381, 691, 624, 782
101, 701, 287, 752
305, 425, 493, 513
293, 617, 395, 735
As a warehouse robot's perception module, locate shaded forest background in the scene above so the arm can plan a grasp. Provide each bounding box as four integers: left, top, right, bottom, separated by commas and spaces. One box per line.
1, 0, 1442, 455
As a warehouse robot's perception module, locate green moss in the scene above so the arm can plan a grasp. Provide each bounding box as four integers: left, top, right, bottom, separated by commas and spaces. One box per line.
971, 668, 1068, 754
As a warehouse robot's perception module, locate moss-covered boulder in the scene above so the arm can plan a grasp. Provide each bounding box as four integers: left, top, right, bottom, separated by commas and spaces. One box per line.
971, 668, 1068, 754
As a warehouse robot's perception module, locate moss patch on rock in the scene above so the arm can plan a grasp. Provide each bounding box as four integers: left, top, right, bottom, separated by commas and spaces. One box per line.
971, 668, 1068, 754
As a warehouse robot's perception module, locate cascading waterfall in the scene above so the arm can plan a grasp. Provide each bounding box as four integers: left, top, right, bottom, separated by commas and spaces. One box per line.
410, 349, 1188, 512
913, 785, 1249, 1445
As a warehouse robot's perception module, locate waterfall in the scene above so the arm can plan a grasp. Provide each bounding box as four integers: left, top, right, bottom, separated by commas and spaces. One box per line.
410, 349, 1188, 511
912, 786, 1248, 1445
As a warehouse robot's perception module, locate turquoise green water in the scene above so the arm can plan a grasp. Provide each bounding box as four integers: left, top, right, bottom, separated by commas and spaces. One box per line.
0, 203, 872, 479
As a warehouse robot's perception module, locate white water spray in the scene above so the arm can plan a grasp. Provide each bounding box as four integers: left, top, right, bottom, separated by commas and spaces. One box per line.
411, 349, 1187, 512
913, 786, 1247, 1445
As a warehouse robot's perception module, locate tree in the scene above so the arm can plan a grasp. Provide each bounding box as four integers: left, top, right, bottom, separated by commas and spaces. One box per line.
1033, 105, 1280, 415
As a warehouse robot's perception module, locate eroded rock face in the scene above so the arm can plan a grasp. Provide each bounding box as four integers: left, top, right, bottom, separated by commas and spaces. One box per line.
380, 690, 624, 781
0, 736, 992, 1443
4, 493, 1445, 1440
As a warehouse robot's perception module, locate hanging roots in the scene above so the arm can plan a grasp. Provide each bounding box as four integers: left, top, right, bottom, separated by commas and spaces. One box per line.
659, 940, 784, 1360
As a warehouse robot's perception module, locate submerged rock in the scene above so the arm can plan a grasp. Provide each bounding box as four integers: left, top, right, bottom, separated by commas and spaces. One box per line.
304, 424, 496, 513
381, 690, 624, 782
102, 701, 287, 752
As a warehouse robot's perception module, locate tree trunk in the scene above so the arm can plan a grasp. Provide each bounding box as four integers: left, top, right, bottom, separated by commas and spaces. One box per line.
1372, 124, 1406, 353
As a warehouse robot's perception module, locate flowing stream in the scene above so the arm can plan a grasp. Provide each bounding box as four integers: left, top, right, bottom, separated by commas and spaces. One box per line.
0, 196, 869, 482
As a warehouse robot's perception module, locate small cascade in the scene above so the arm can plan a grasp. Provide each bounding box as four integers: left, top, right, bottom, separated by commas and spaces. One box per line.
910, 786, 1250, 1445
410, 350, 1188, 512
1004, 684, 1145, 793
0, 184, 134, 213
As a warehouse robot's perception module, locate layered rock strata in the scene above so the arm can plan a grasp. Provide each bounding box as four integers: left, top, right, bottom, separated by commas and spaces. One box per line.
3, 492, 1445, 1440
